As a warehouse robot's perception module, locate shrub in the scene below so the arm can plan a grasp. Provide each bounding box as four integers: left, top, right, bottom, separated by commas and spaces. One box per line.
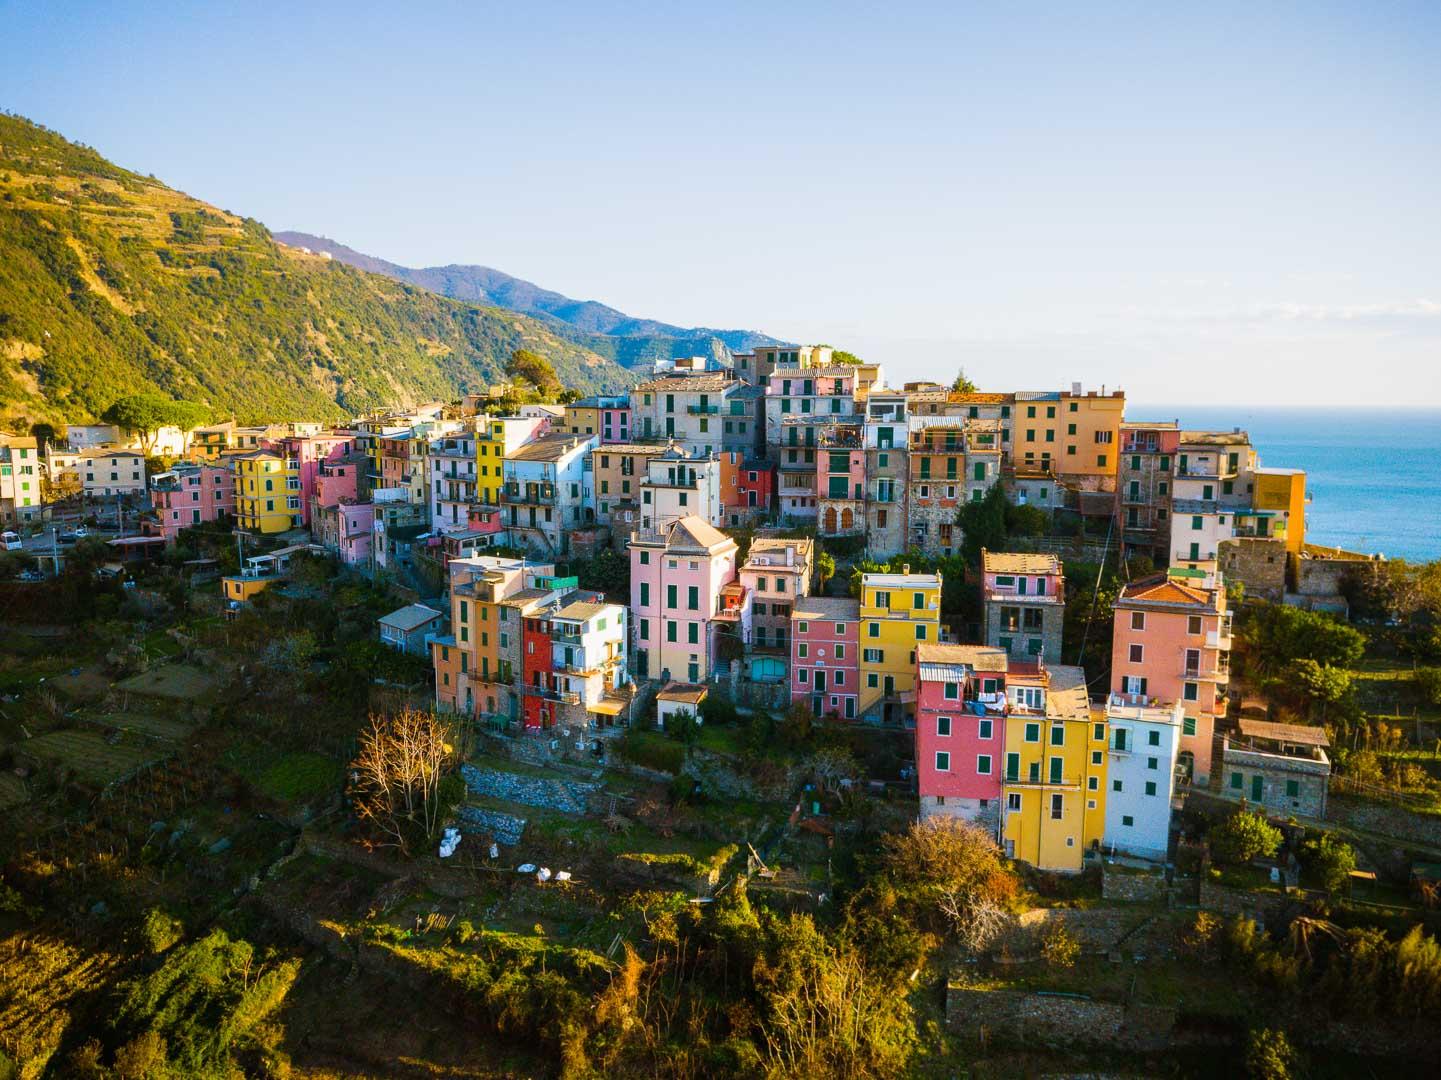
1040, 922, 1080, 968
1209, 810, 1283, 865
1302, 833, 1356, 894
1244, 1027, 1299, 1080
141, 908, 184, 954
1416, 666, 1441, 707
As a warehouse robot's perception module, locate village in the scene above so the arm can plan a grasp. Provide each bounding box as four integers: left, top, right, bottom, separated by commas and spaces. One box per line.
3, 348, 1440, 1076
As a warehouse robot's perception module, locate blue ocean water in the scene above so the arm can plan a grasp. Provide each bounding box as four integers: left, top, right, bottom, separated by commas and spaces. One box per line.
1132, 406, 1441, 562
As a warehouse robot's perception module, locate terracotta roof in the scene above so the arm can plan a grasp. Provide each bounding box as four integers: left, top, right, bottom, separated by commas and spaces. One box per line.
658, 681, 708, 705
553, 600, 616, 623
635, 374, 734, 393
1119, 574, 1212, 607
1237, 720, 1330, 747
599, 444, 671, 456
506, 433, 592, 462
951, 393, 1011, 404
633, 514, 734, 554
1044, 664, 1091, 721
917, 642, 1009, 674
983, 550, 1061, 575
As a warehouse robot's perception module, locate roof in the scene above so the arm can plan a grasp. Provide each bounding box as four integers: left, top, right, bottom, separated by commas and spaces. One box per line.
78, 446, 143, 459
658, 681, 709, 705
1179, 430, 1251, 446
792, 596, 861, 621
500, 587, 554, 608
553, 599, 615, 623
1044, 664, 1091, 721
631, 514, 734, 554
917, 643, 1008, 680
506, 433, 592, 462
748, 536, 814, 560
379, 603, 444, 632
598, 444, 671, 456
950, 392, 1011, 405
1237, 719, 1330, 747
983, 550, 1061, 575
635, 374, 734, 393
1118, 573, 1213, 608
862, 571, 942, 587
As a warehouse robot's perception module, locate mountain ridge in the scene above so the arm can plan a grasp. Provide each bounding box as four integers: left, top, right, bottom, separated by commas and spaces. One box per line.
274, 231, 781, 364
0, 114, 636, 428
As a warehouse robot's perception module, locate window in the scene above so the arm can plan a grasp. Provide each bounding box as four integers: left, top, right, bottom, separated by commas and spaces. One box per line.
1130, 611, 1145, 631
1147, 757, 1158, 771
1145, 781, 1157, 796
1024, 722, 1040, 742
935, 751, 950, 772
1230, 772, 1243, 790
798, 643, 808, 659
913, 592, 925, 610
1088, 775, 1099, 790
640, 550, 650, 565
1007, 792, 1021, 811
937, 716, 951, 736
1129, 644, 1144, 663
977, 755, 992, 775
667, 584, 677, 608
1093, 722, 1105, 742
863, 648, 883, 663
1091, 750, 1103, 766
1112, 779, 1123, 792
943, 680, 960, 700
687, 623, 699, 644
1049, 724, 1064, 746
1188, 615, 1203, 635
915, 624, 927, 641
798, 668, 809, 684
1005, 752, 1020, 780
1049, 794, 1063, 820
667, 621, 677, 642
834, 644, 845, 660
687, 586, 699, 610
978, 718, 993, 739
1183, 682, 1199, 701
1286, 779, 1300, 798
1148, 729, 1160, 747
1183, 716, 1197, 736
867, 673, 878, 688
1122, 815, 1134, 827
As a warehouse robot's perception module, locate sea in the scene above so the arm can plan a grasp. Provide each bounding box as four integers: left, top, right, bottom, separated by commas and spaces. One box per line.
1132, 406, 1441, 563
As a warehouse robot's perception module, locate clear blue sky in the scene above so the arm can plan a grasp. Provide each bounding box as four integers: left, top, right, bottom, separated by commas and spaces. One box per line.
3, 1, 1439, 405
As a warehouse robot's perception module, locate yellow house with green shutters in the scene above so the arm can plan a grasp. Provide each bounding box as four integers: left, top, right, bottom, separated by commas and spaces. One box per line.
477, 416, 548, 506
1000, 662, 1108, 872
858, 569, 942, 725
232, 450, 301, 534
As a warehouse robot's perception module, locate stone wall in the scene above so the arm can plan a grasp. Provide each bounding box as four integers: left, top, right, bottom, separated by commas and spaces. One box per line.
1219, 538, 1287, 603
460, 763, 599, 815
1101, 865, 1170, 903
946, 985, 1176, 1053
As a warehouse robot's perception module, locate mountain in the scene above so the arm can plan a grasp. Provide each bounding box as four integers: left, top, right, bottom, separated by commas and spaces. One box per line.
274, 231, 781, 368
0, 114, 637, 428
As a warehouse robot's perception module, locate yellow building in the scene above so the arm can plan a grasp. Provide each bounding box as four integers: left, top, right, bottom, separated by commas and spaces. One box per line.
477, 417, 547, 506
1000, 663, 1107, 872
1252, 467, 1306, 554
232, 450, 301, 533
857, 569, 942, 725
1058, 388, 1125, 486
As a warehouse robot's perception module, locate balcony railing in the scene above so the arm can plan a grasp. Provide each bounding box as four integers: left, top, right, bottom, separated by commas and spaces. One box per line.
1003, 774, 1083, 789
1175, 549, 1217, 563
526, 685, 581, 705
687, 404, 720, 415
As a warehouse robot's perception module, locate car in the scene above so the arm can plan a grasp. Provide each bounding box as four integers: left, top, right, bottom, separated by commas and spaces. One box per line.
0, 531, 21, 551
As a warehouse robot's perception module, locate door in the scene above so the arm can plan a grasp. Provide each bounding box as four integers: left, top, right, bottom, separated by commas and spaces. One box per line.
688, 661, 699, 682
883, 675, 895, 697
814, 670, 827, 693
1189, 542, 1200, 560
1250, 774, 1263, 802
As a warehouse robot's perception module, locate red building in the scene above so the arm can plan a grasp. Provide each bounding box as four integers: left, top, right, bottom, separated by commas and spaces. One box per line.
915, 643, 1011, 830
736, 461, 775, 521
521, 612, 557, 729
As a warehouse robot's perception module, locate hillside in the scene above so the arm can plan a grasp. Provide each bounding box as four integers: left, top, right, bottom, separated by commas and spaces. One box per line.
0, 114, 637, 428
275, 230, 780, 368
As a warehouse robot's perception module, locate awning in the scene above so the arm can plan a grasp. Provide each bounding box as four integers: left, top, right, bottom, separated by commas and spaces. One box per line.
589, 699, 626, 716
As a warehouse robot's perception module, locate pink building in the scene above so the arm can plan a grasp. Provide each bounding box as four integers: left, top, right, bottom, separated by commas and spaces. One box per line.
599, 399, 632, 444
1110, 569, 1233, 785
915, 643, 1010, 826
283, 430, 359, 526
629, 514, 738, 683
149, 463, 235, 543
314, 501, 373, 566
817, 440, 866, 537
790, 596, 860, 721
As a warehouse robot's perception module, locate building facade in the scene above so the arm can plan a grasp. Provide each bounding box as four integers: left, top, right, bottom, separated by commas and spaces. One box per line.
982, 550, 1066, 664
791, 596, 860, 721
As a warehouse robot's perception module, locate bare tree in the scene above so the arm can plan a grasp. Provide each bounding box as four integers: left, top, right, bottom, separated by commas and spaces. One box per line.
348, 708, 460, 854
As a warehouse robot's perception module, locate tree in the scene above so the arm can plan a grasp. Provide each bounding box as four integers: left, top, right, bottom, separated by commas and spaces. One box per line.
1040, 922, 1080, 968
1244, 1027, 1299, 1080
957, 481, 1008, 566
878, 818, 1018, 952
951, 369, 978, 393
1416, 666, 1441, 706
1302, 833, 1356, 895
807, 747, 858, 792
101, 393, 210, 453
815, 549, 836, 589
576, 548, 629, 600
1239, 605, 1366, 676
29, 419, 64, 451
830, 350, 863, 365
42, 466, 81, 504
664, 707, 700, 745
506, 348, 561, 394
1004, 503, 1050, 537
1209, 810, 1283, 865
348, 708, 461, 854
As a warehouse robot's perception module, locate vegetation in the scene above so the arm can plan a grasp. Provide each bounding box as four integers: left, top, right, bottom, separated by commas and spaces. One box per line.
951, 369, 978, 393
0, 113, 633, 428
348, 707, 464, 854
1209, 810, 1284, 865
100, 393, 210, 451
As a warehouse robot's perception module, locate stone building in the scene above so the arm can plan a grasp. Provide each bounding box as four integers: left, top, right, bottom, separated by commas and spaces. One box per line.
1219, 720, 1330, 818
981, 550, 1066, 664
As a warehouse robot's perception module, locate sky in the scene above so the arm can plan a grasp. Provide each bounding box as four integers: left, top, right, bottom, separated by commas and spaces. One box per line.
3, 1, 1439, 405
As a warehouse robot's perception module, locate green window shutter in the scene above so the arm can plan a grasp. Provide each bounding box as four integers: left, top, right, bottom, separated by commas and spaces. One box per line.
1229, 772, 1243, 790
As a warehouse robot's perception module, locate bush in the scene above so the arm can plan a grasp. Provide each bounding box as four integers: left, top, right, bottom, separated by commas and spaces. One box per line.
1209, 810, 1283, 865
1302, 833, 1356, 894
140, 908, 184, 954
1416, 666, 1441, 707
1244, 1027, 1299, 1080
1040, 922, 1080, 968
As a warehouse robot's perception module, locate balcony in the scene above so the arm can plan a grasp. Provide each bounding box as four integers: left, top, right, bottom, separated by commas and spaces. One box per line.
1003, 774, 1083, 790
1205, 627, 1233, 650
553, 629, 584, 645
503, 483, 557, 505
1177, 462, 1236, 481
819, 429, 862, 448
526, 685, 581, 705
687, 404, 720, 415
1174, 549, 1217, 563
1182, 655, 1230, 682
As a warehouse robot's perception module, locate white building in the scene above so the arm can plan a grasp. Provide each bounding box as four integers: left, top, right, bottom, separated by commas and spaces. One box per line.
501, 432, 597, 557
430, 426, 480, 533
549, 598, 630, 715
639, 448, 722, 530
1102, 695, 1184, 861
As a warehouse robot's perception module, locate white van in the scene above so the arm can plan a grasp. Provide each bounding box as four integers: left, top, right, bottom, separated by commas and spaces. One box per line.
0, 531, 22, 551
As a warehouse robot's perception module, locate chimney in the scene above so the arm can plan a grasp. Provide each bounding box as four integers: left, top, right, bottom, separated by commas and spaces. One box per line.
1071, 381, 1082, 396
902, 563, 911, 575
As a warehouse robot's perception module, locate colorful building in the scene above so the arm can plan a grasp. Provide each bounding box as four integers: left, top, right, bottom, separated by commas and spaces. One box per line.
477, 416, 550, 506
981, 550, 1066, 664
628, 515, 738, 683
999, 662, 1107, 872
430, 425, 480, 532
232, 450, 301, 534
817, 424, 866, 538
740, 536, 814, 654
763, 366, 857, 450
149, 462, 235, 543
1251, 467, 1306, 554
1101, 696, 1184, 861
1111, 569, 1232, 785
0, 433, 41, 525
501, 432, 597, 557
791, 596, 860, 720
915, 643, 1010, 828
562, 395, 631, 444
78, 448, 146, 499
639, 447, 723, 530
281, 430, 358, 527
857, 568, 943, 725
591, 444, 668, 526
1116, 421, 1181, 564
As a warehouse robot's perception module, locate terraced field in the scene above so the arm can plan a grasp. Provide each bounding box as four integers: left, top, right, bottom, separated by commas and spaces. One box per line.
20, 729, 168, 786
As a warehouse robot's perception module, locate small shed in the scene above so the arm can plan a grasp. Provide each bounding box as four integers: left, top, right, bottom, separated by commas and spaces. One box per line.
378, 603, 445, 656
657, 682, 708, 730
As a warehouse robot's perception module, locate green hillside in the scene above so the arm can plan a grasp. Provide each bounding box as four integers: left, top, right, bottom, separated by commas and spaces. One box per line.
0, 114, 636, 428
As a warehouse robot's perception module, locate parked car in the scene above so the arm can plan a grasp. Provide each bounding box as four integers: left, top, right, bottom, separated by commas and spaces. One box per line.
0, 530, 22, 551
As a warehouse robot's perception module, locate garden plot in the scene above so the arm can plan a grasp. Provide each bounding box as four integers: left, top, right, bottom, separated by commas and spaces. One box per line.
21, 728, 169, 785
82, 711, 194, 741
115, 662, 218, 703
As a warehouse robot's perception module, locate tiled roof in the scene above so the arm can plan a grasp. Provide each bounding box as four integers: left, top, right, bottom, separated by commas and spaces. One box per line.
951, 393, 1011, 404
599, 444, 671, 456
792, 596, 860, 621
983, 550, 1061, 575
1044, 664, 1091, 720
379, 603, 444, 632
658, 681, 709, 705
506, 433, 592, 462
635, 374, 735, 393
1237, 719, 1330, 747
553, 599, 615, 623
916, 643, 1008, 679
1118, 574, 1212, 607
1179, 430, 1251, 445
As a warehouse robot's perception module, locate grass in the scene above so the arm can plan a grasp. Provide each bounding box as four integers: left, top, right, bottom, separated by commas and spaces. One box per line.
115, 662, 218, 702
696, 723, 747, 757
141, 629, 184, 659
1350, 656, 1441, 726
958, 953, 1248, 1016
82, 711, 193, 741
617, 729, 686, 773
223, 743, 342, 803
21, 728, 166, 784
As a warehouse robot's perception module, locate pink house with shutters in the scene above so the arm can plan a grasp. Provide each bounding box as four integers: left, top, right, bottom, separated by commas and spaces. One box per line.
282, 430, 359, 526
149, 463, 235, 543
915, 643, 1011, 828
629, 515, 738, 684
790, 596, 860, 720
